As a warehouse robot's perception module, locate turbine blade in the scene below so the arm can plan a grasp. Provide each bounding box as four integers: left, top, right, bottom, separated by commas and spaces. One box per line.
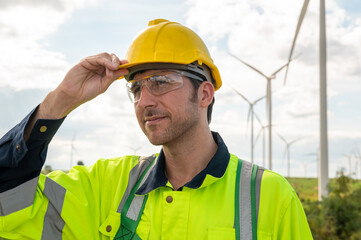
277, 133, 287, 144
255, 127, 263, 145
290, 137, 303, 145
245, 107, 252, 133
254, 95, 266, 104
230, 86, 251, 104
247, 107, 252, 124
228, 52, 269, 79
282, 147, 288, 165
284, 0, 310, 85
283, 54, 302, 85
271, 62, 290, 77
253, 112, 263, 127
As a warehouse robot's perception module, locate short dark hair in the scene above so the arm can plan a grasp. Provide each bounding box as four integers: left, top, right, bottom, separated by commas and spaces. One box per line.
188, 77, 215, 124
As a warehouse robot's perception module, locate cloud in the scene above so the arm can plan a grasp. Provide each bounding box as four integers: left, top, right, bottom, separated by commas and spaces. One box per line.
0, 0, 97, 90
0, 0, 67, 10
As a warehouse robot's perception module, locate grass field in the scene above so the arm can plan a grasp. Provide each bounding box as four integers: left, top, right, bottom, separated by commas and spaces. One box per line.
286, 176, 361, 202
287, 177, 319, 201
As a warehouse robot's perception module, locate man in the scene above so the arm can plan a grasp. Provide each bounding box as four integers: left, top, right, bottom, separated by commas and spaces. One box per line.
0, 19, 313, 239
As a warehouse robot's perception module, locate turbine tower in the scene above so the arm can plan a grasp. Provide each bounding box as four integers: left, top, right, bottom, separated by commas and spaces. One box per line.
230, 87, 265, 163
254, 114, 268, 168
319, 0, 329, 200
278, 134, 303, 177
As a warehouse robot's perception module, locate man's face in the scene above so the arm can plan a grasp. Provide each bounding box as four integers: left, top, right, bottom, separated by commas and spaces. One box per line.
133, 69, 201, 146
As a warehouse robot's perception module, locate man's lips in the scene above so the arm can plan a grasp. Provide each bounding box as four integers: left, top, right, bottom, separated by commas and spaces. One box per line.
144, 116, 167, 125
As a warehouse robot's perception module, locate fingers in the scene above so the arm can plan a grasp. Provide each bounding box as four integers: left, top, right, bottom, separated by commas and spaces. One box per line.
82, 52, 128, 70
107, 53, 121, 70
80, 53, 129, 79
107, 68, 129, 79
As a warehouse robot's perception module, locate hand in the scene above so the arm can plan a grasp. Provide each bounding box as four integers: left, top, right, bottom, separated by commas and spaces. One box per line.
43, 53, 129, 118
24, 53, 129, 141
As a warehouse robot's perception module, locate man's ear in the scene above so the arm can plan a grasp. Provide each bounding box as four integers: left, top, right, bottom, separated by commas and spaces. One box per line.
198, 81, 215, 108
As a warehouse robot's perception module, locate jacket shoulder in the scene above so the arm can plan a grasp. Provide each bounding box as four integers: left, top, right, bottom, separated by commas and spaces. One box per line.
258, 170, 311, 238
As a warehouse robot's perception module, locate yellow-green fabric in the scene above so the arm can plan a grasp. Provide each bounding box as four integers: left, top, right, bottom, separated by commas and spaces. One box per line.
0, 154, 312, 239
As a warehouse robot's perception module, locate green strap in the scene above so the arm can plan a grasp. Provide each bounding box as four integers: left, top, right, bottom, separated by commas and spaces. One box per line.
235, 159, 242, 240
114, 160, 155, 240
250, 164, 259, 240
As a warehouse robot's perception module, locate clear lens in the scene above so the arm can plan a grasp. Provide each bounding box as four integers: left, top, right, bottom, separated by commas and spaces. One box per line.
126, 71, 185, 102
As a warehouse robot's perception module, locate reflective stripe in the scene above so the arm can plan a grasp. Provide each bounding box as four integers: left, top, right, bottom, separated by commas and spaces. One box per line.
125, 159, 156, 221
239, 160, 253, 240
255, 167, 264, 223
117, 155, 156, 214
0, 177, 39, 216
41, 177, 66, 240
126, 195, 145, 221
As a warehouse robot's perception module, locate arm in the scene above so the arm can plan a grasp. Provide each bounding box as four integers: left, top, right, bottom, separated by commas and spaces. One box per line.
0, 108, 65, 192
24, 53, 129, 141
276, 193, 313, 239
0, 53, 129, 192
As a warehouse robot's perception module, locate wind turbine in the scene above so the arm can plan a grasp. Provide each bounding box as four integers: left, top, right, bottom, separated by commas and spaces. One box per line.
129, 145, 142, 155
304, 150, 319, 178
278, 134, 303, 177
354, 147, 361, 179
228, 0, 309, 171
301, 161, 311, 178
230, 86, 265, 163
343, 153, 354, 177
254, 113, 268, 168
228, 54, 294, 170
70, 133, 78, 169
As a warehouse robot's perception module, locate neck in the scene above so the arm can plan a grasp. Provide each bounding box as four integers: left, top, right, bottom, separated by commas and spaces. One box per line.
162, 124, 218, 190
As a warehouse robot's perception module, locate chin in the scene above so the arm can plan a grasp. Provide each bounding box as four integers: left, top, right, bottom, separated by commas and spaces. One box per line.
144, 131, 165, 146
147, 132, 170, 146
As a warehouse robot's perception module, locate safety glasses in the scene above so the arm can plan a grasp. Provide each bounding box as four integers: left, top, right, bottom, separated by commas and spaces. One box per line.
126, 70, 203, 103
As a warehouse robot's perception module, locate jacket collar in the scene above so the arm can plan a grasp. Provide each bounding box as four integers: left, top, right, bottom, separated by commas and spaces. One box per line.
136, 131, 230, 195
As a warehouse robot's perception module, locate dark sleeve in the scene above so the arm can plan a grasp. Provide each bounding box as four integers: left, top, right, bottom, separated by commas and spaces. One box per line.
0, 106, 65, 192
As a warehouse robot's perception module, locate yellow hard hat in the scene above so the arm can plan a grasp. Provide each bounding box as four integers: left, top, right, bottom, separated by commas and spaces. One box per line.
119, 19, 222, 90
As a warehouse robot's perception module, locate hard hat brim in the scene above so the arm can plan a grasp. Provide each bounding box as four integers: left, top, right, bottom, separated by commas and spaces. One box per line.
118, 61, 222, 91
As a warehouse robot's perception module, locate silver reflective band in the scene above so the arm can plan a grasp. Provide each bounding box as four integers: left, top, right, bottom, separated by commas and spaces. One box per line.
0, 177, 39, 216
41, 177, 66, 240
126, 195, 145, 221
239, 160, 253, 240
117, 155, 156, 213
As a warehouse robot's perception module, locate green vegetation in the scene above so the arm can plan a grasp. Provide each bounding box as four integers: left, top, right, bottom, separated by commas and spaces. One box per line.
287, 177, 319, 201
288, 172, 361, 240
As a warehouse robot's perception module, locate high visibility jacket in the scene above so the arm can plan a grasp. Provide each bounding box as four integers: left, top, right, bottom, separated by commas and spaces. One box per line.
0, 153, 312, 239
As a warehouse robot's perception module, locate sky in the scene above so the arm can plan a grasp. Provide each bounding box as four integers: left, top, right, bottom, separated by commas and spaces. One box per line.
0, 0, 360, 178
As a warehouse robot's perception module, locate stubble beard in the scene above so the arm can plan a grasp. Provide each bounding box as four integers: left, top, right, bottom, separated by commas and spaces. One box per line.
143, 99, 200, 146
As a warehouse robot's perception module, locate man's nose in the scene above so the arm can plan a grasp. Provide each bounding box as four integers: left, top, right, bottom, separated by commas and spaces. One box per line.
136, 85, 157, 108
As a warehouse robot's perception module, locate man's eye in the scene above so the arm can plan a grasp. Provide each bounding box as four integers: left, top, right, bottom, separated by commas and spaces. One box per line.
152, 76, 171, 85
131, 83, 141, 94
155, 79, 168, 85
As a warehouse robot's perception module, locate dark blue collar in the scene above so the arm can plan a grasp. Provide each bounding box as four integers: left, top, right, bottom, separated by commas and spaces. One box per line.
136, 132, 230, 195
